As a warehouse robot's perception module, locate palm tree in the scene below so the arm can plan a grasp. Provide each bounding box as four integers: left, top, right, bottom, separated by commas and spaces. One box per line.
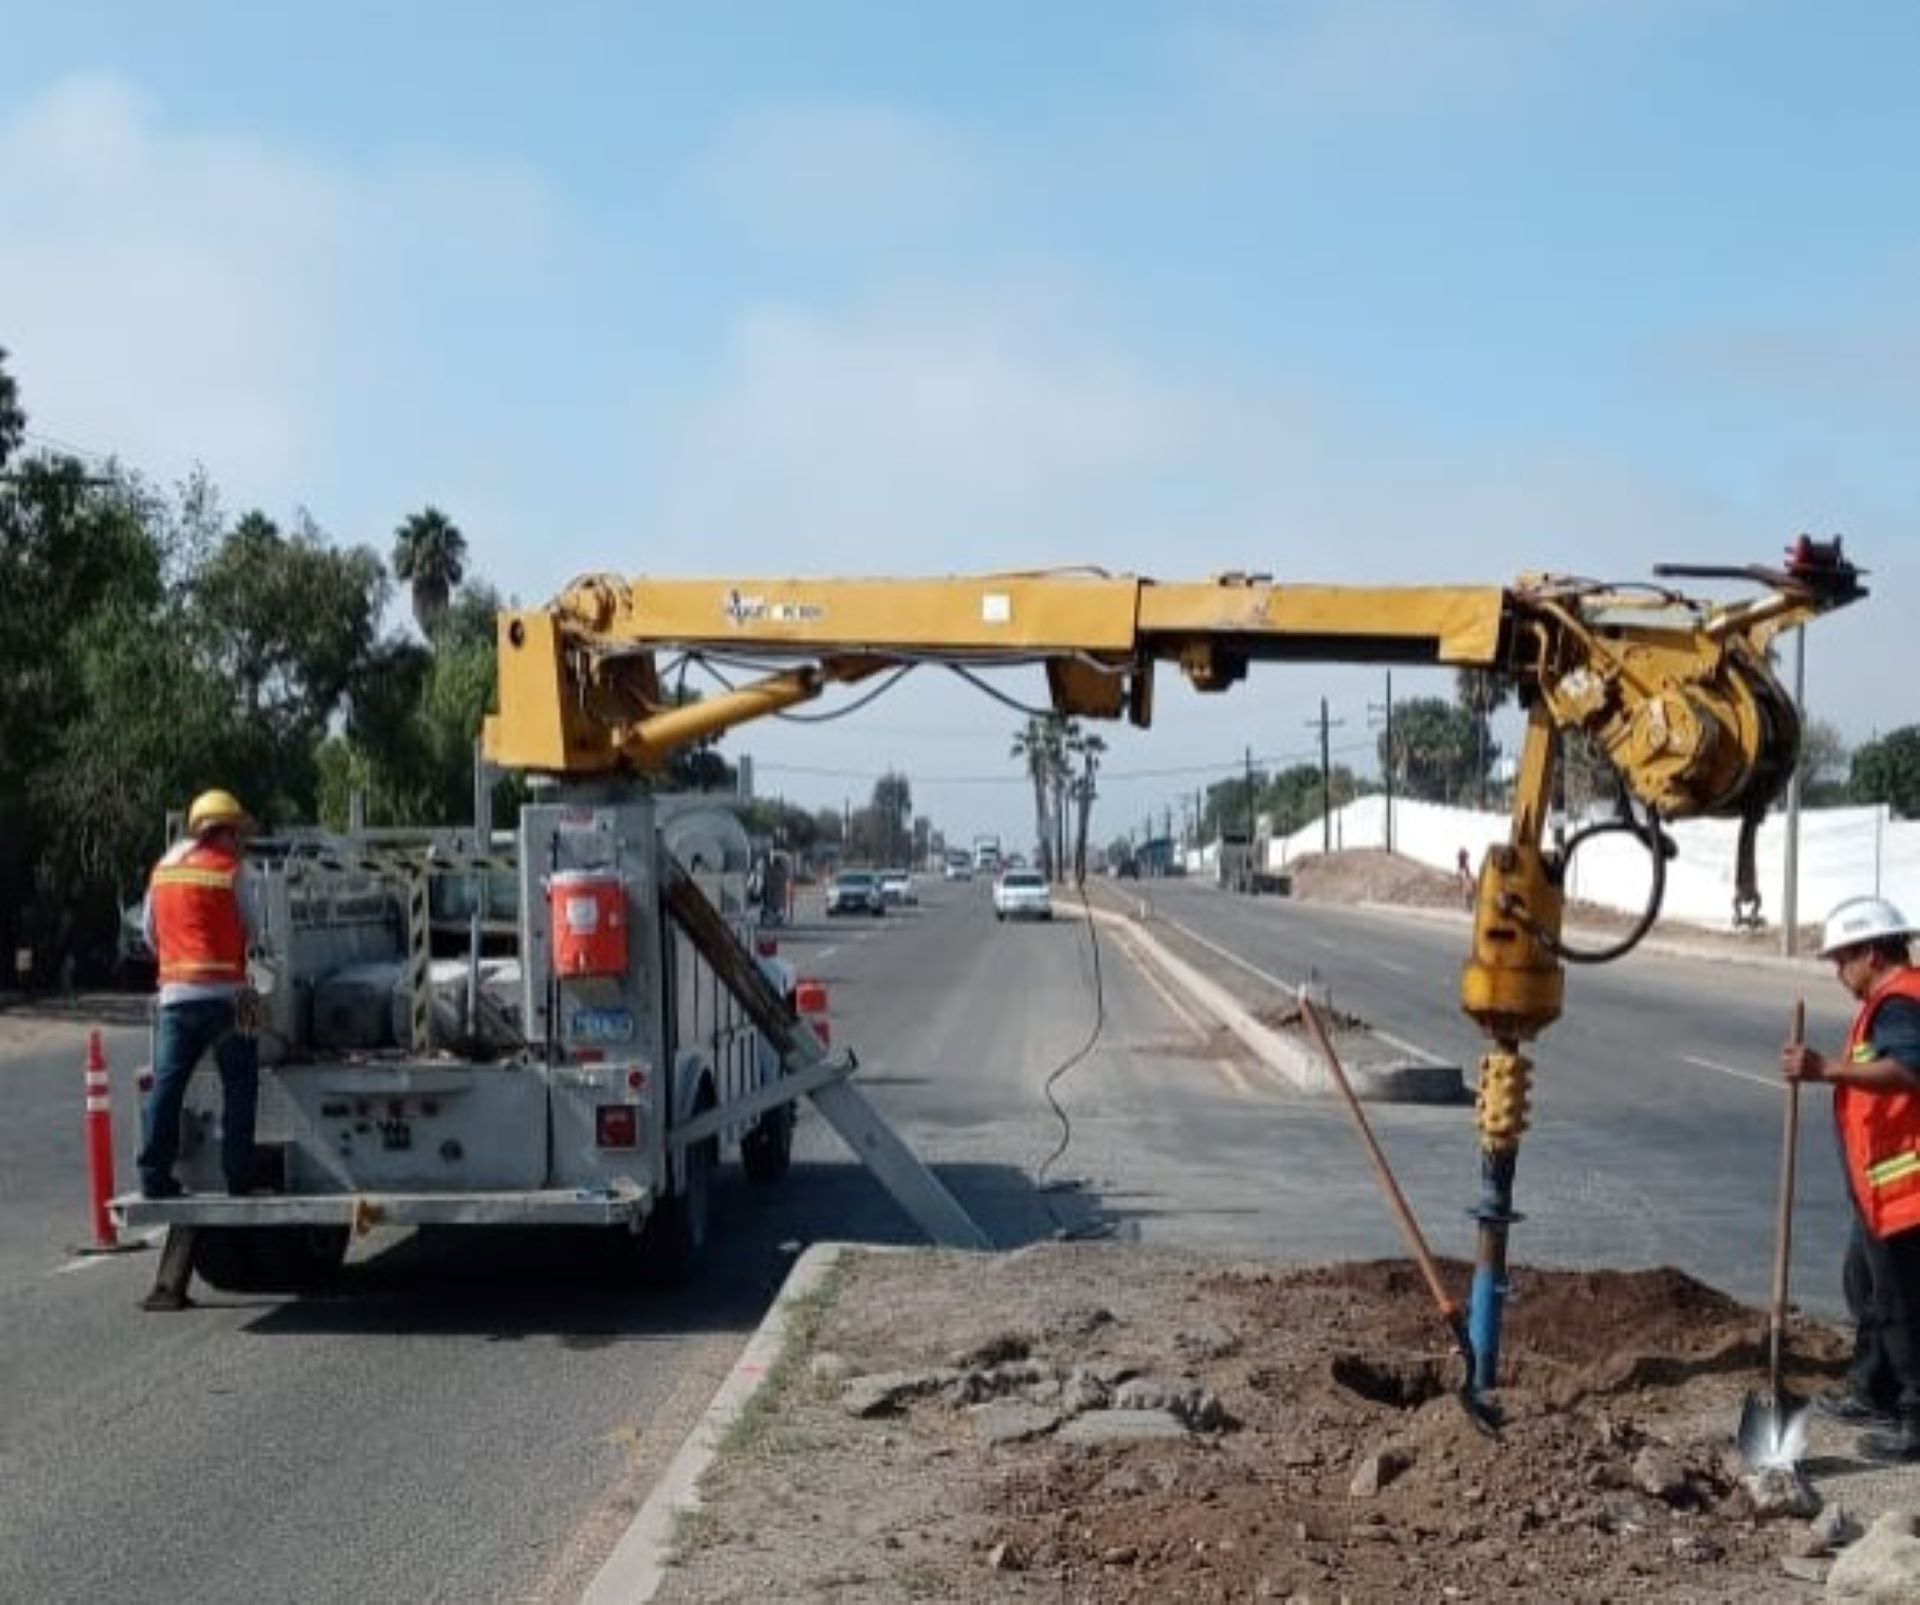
391, 505, 468, 639
1064, 726, 1106, 883
1454, 667, 1513, 809
1010, 716, 1062, 880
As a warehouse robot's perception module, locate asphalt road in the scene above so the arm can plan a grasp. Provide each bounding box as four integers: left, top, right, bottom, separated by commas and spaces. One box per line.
0, 874, 1861, 1600
1079, 878, 1860, 1311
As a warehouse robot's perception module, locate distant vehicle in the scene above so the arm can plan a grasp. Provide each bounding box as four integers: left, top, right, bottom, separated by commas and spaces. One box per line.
878, 871, 917, 906
973, 835, 1002, 873
943, 851, 974, 881
992, 868, 1052, 922
826, 869, 887, 917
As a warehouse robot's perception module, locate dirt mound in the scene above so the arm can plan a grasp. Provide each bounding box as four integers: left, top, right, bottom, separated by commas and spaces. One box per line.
657, 1245, 1853, 1604
1286, 849, 1468, 910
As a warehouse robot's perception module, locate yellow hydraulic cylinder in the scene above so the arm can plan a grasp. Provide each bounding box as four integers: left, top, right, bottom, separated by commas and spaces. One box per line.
1460, 843, 1565, 1042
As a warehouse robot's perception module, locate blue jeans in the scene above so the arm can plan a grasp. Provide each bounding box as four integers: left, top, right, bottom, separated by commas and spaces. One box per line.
138, 998, 259, 1195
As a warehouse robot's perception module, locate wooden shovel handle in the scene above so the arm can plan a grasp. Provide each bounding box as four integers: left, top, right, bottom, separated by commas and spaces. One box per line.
1297, 992, 1457, 1320
1770, 1000, 1805, 1347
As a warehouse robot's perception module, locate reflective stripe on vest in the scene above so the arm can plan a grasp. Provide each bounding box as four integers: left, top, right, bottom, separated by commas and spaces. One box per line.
1835, 966, 1920, 1240
150, 843, 246, 988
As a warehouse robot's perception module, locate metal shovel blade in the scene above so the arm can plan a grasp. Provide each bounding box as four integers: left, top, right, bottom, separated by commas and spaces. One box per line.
1736, 1385, 1809, 1471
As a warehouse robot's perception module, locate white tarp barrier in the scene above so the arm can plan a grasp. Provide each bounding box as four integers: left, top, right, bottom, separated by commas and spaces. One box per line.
1266, 797, 1916, 932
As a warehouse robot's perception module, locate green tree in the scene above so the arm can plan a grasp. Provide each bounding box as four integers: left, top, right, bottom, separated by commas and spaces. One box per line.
1383, 697, 1481, 803
1063, 725, 1105, 881
871, 771, 912, 865
0, 346, 23, 469
1797, 717, 1850, 807
391, 504, 468, 639
1259, 761, 1360, 837
1203, 770, 1265, 842
1011, 716, 1064, 879
1455, 668, 1512, 808
1554, 728, 1618, 818
1851, 727, 1920, 818
193, 510, 388, 820
436, 578, 506, 651
1, 451, 175, 978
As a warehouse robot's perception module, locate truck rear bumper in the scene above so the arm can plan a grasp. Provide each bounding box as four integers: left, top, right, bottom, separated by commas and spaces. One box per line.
111, 1182, 652, 1231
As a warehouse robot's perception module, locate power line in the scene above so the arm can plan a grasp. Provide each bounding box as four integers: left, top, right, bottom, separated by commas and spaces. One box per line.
754, 738, 1376, 791
21, 428, 116, 465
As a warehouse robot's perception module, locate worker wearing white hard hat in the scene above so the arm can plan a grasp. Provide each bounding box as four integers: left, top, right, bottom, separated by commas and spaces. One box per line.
1784, 896, 1920, 1461
136, 789, 264, 1200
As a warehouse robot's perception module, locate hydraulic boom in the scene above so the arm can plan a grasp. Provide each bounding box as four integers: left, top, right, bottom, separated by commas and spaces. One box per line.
485, 537, 1865, 1391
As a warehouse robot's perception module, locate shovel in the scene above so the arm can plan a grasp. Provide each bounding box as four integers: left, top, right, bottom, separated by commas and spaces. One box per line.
1296, 990, 1500, 1437
1737, 999, 1810, 1470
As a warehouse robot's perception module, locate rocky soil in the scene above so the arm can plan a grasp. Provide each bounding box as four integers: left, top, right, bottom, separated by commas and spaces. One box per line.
653, 1244, 1915, 1604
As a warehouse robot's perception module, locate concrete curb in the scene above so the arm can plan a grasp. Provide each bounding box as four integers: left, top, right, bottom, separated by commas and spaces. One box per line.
580, 1241, 855, 1604
1089, 906, 1465, 1104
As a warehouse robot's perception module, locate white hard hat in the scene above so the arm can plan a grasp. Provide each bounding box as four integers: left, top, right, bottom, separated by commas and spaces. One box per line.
1818, 897, 1917, 958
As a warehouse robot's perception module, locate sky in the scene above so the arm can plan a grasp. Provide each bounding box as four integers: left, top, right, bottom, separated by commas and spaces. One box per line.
2, 1, 1914, 852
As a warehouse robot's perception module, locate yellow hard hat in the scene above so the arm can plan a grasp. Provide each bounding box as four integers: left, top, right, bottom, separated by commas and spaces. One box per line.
187, 788, 252, 836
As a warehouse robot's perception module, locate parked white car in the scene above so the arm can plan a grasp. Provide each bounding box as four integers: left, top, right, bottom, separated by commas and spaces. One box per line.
992, 869, 1052, 921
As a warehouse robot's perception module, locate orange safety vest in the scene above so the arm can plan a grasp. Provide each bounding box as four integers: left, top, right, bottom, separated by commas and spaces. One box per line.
149, 840, 247, 989
1836, 966, 1920, 1240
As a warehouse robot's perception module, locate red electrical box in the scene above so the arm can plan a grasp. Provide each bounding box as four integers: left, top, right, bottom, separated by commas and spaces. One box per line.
549, 868, 629, 977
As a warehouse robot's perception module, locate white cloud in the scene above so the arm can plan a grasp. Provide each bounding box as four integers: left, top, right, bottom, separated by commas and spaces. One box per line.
0, 73, 558, 503
633, 277, 1215, 570
633, 276, 1761, 585
1169, 0, 1653, 123
1660, 316, 1920, 417
695, 102, 986, 250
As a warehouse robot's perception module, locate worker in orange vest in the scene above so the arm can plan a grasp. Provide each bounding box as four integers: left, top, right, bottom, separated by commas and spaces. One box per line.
136, 789, 263, 1199
1783, 896, 1920, 1462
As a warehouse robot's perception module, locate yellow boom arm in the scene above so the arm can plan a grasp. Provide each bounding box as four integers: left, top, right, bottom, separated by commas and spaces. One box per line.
484, 538, 1864, 1394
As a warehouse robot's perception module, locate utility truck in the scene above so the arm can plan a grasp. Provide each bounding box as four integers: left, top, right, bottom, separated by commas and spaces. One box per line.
118, 793, 983, 1302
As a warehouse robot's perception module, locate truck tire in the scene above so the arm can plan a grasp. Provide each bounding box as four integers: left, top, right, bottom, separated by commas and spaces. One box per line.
638, 1082, 718, 1283
192, 1226, 350, 1294
740, 1101, 795, 1184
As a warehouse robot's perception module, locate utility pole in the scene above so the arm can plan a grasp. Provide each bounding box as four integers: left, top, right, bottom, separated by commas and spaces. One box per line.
1367, 671, 1394, 855
1307, 698, 1345, 854
1782, 627, 1806, 956
1244, 745, 1257, 893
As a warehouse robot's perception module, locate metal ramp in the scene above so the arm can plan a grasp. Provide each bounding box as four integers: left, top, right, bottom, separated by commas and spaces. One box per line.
657, 852, 990, 1251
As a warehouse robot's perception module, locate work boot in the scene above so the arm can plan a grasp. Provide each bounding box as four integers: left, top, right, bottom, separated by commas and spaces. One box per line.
1815, 1388, 1895, 1426
1856, 1416, 1920, 1464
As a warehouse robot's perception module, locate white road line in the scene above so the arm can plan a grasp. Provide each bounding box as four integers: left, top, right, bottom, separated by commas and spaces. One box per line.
1159, 911, 1449, 1067
1370, 958, 1413, 976
53, 1227, 163, 1274
1679, 1053, 1777, 1090
1114, 930, 1213, 1043
1311, 936, 1340, 949
813, 945, 838, 962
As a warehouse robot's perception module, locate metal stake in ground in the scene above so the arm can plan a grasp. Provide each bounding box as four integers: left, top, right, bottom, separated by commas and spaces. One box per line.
1296, 988, 1499, 1437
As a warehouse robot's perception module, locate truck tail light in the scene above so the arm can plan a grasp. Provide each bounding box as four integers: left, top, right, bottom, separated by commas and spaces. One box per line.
596, 1105, 639, 1148
755, 936, 778, 957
